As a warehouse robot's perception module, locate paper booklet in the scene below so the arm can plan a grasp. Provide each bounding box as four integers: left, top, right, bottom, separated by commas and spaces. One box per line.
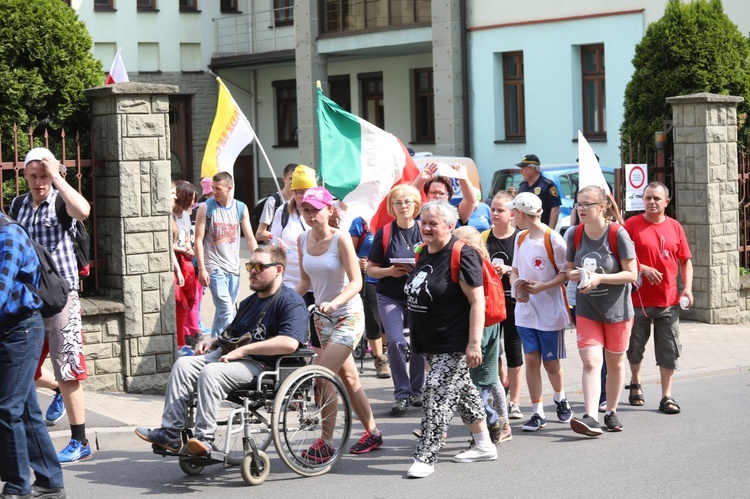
511, 279, 529, 300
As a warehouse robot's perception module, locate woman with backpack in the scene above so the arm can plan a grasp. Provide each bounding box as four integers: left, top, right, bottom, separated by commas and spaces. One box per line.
366, 185, 424, 414
565, 186, 638, 437
403, 201, 496, 478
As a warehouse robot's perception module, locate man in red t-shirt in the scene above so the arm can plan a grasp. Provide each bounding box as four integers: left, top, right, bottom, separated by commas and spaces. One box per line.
624, 182, 693, 415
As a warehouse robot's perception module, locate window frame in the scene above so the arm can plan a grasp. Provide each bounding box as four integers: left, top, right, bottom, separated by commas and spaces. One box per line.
502, 51, 525, 142
273, 80, 298, 147
581, 44, 606, 140
220, 0, 239, 13
94, 0, 115, 11
358, 72, 384, 129
412, 67, 434, 143
137, 0, 157, 11
274, 0, 294, 27
179, 0, 199, 12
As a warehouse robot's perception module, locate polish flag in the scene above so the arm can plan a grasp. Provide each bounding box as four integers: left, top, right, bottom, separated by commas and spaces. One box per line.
105, 49, 129, 85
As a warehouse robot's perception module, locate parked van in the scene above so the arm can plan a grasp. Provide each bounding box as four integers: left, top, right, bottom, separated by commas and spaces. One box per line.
489, 164, 617, 232
412, 154, 483, 206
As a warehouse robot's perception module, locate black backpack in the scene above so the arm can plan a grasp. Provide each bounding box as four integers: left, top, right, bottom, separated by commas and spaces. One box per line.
250, 192, 282, 236
11, 193, 91, 276
0, 216, 70, 318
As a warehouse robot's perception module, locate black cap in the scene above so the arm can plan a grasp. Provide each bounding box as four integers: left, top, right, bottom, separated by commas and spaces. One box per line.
515, 154, 540, 168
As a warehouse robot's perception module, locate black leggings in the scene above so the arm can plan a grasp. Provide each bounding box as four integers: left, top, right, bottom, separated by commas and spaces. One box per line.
500, 304, 523, 368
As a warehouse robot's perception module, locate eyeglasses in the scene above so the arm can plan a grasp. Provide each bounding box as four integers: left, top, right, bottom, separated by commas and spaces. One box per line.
574, 202, 599, 210
427, 191, 448, 199
245, 262, 279, 273
393, 200, 414, 206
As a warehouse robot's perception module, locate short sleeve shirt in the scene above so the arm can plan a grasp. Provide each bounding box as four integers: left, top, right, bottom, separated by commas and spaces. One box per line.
259, 194, 280, 227
565, 224, 636, 323
519, 176, 562, 226
405, 237, 483, 354
485, 228, 520, 304
349, 217, 376, 284
369, 221, 422, 299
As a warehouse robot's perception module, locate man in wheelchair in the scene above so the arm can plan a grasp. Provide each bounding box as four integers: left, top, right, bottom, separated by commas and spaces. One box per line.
135, 245, 308, 457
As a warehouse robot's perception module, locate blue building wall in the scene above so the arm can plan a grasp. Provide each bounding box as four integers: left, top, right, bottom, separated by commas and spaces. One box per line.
468, 10, 646, 193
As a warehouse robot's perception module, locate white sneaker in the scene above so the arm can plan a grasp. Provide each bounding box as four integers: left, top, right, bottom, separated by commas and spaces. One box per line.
452, 444, 498, 463
407, 459, 434, 478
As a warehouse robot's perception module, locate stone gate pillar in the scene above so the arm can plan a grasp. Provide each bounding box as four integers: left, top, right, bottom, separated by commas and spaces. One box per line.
86, 82, 179, 392
666, 92, 744, 324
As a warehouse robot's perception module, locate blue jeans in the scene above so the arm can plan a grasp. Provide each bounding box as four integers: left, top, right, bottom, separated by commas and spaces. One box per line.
0, 312, 64, 496
208, 269, 240, 337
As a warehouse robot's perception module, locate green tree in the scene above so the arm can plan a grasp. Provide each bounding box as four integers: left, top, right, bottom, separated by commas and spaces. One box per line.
0, 0, 102, 135
621, 0, 750, 148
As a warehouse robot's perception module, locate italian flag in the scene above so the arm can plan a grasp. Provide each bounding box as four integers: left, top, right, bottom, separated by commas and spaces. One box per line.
317, 86, 420, 233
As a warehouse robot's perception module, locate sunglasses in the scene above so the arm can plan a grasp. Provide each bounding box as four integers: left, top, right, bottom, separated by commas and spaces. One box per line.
245, 262, 279, 273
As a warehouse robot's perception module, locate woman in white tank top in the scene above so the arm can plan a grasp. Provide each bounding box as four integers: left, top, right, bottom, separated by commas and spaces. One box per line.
295, 187, 383, 459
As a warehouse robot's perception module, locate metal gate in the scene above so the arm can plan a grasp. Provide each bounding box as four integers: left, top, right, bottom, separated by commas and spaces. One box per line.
0, 124, 104, 294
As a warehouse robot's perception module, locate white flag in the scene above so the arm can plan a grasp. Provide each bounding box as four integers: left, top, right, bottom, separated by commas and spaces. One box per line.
577, 130, 610, 193
105, 49, 129, 85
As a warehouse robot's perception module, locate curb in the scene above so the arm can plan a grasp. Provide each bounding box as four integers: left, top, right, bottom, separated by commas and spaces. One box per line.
50, 426, 141, 453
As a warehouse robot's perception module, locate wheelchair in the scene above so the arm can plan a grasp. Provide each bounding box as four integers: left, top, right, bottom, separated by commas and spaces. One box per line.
151, 348, 352, 486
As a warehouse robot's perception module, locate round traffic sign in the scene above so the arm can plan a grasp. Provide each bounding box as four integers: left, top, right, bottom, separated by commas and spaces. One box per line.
629, 165, 645, 189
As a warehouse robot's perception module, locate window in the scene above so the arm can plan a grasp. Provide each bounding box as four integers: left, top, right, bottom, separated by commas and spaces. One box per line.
274, 0, 293, 26
323, 0, 431, 34
94, 0, 114, 10
329, 75, 352, 112
273, 80, 298, 146
581, 44, 606, 139
502, 51, 525, 141
138, 43, 160, 72
179, 0, 198, 11
220, 0, 238, 13
137, 0, 156, 11
359, 73, 384, 129
413, 68, 434, 143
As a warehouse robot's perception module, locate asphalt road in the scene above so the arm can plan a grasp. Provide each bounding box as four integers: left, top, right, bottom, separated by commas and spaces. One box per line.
22, 369, 750, 498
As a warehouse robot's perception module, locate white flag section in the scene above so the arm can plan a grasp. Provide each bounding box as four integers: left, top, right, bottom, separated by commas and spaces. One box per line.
577, 131, 610, 193
105, 49, 129, 85
625, 163, 648, 211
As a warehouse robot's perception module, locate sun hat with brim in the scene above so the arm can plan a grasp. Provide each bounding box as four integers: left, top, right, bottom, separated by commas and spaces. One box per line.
300, 187, 334, 209
505, 192, 543, 216
200, 178, 213, 195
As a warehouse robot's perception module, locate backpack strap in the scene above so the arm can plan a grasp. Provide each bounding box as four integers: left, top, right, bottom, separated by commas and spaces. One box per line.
10, 193, 28, 221
355, 220, 369, 254
516, 229, 528, 248
449, 239, 465, 284
481, 229, 491, 245
608, 222, 621, 263
543, 227, 558, 274
574, 224, 585, 252
280, 202, 291, 229
381, 221, 393, 255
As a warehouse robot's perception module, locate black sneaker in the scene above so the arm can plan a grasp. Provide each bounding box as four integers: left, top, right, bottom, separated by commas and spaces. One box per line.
555, 398, 573, 422
603, 412, 623, 432
31, 485, 66, 499
521, 413, 547, 432
391, 398, 409, 415
570, 414, 603, 437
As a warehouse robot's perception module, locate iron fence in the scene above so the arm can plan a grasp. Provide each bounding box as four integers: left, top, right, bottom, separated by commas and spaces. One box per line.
739, 147, 750, 269
0, 124, 104, 295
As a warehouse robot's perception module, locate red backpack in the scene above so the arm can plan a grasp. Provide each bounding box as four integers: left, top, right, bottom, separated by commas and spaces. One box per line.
416, 240, 507, 326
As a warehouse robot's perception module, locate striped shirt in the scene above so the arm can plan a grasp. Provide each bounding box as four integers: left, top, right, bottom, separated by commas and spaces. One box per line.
13, 190, 79, 289
0, 218, 42, 324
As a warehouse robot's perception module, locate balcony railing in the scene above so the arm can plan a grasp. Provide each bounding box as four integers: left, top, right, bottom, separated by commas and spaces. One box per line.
321, 0, 431, 34
212, 6, 295, 57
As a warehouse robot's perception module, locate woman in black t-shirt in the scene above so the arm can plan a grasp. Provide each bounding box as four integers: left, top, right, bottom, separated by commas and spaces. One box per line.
367, 185, 424, 414
403, 201, 497, 479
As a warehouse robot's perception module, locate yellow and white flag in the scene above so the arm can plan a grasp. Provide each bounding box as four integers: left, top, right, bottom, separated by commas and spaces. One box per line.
201, 78, 254, 178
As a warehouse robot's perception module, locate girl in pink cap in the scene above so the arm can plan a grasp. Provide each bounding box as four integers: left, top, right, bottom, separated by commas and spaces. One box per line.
295, 186, 383, 462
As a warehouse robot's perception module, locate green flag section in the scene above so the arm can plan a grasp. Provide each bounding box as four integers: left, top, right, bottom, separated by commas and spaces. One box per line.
317, 87, 419, 232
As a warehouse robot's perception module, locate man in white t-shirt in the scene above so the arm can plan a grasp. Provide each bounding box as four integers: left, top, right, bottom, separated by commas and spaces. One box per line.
508, 192, 572, 432
255, 163, 297, 243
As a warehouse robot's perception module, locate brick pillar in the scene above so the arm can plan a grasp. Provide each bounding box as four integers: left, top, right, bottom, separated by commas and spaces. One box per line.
432, 0, 464, 156
666, 92, 744, 324
86, 82, 179, 392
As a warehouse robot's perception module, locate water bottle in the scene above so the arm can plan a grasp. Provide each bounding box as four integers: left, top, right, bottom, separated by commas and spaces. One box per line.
267, 234, 288, 254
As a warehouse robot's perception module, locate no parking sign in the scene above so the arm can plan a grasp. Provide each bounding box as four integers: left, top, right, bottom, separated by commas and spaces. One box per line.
625, 164, 648, 211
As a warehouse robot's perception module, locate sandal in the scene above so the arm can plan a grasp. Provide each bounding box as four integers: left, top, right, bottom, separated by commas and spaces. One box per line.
659, 396, 681, 414
624, 383, 645, 406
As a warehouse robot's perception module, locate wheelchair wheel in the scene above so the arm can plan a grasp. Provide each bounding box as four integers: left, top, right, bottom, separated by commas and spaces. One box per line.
352, 336, 367, 361
178, 445, 205, 476
240, 450, 270, 486
272, 365, 352, 477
